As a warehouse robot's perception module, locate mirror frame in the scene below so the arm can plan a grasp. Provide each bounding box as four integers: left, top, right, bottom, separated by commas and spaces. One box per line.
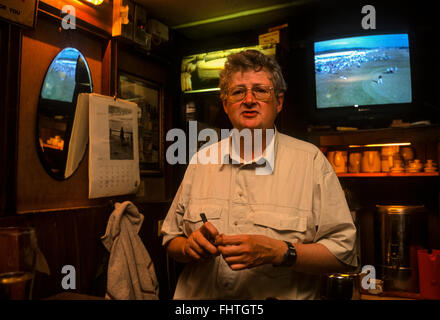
36, 47, 93, 180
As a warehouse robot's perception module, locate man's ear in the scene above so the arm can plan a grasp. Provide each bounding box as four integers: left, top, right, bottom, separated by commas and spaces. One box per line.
222, 100, 229, 115
276, 93, 284, 113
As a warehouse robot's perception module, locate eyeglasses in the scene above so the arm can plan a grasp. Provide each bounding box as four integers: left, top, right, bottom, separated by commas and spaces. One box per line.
227, 85, 274, 102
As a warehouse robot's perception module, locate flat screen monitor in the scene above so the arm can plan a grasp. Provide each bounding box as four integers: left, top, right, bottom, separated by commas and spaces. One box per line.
314, 33, 412, 110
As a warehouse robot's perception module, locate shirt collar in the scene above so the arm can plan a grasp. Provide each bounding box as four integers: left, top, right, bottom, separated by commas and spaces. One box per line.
220, 127, 277, 175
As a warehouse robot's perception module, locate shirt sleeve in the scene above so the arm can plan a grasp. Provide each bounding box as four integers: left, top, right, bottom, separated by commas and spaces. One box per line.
312, 152, 359, 267
161, 164, 194, 247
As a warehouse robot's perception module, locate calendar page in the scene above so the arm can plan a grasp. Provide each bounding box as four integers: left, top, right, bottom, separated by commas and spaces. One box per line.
88, 93, 140, 199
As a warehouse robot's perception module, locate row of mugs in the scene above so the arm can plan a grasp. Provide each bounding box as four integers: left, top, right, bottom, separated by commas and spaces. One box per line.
327, 151, 366, 173
327, 151, 377, 173
327, 150, 437, 173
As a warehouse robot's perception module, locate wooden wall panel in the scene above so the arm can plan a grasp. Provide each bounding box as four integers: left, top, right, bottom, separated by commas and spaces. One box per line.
40, 0, 113, 34
0, 201, 171, 299
116, 44, 175, 203
16, 16, 108, 213
0, 22, 21, 215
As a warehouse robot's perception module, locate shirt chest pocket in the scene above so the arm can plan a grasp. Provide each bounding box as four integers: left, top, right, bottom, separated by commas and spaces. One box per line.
182, 204, 223, 236
248, 211, 307, 242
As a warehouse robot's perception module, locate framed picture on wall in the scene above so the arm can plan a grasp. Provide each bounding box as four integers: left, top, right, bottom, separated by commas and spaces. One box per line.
118, 72, 164, 175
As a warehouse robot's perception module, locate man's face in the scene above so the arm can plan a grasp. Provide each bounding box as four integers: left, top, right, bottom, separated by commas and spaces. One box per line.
222, 69, 284, 131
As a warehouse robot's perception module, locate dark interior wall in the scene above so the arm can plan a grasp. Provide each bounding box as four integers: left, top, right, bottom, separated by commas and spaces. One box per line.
0, 9, 176, 299
1, 0, 439, 300
0, 21, 20, 215
17, 16, 107, 213
172, 1, 440, 139
171, 0, 440, 276
283, 0, 440, 131
0, 201, 171, 300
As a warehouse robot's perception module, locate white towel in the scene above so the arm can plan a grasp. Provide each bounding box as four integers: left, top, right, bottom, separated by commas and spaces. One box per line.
101, 201, 159, 300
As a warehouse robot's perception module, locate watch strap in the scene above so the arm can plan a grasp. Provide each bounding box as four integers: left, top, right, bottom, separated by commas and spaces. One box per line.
274, 241, 297, 267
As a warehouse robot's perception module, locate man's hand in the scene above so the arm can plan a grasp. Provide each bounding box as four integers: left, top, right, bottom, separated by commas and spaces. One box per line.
215, 234, 286, 270
182, 222, 220, 261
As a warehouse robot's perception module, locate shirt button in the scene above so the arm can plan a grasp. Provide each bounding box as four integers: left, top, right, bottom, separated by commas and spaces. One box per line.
233, 221, 238, 225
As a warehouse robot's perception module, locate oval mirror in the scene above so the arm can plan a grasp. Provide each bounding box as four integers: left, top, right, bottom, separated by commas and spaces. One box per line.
36, 47, 93, 180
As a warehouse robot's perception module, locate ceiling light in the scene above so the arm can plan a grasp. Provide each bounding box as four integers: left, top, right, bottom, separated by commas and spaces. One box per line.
172, 1, 299, 29
84, 0, 104, 5
348, 142, 411, 148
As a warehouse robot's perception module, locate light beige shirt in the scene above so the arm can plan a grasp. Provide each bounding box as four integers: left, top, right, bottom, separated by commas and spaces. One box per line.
161, 129, 358, 300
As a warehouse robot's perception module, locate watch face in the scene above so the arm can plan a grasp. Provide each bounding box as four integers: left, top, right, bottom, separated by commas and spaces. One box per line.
287, 250, 297, 262
283, 241, 297, 266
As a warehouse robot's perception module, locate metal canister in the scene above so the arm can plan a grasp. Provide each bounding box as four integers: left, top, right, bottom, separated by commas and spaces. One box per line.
375, 205, 428, 292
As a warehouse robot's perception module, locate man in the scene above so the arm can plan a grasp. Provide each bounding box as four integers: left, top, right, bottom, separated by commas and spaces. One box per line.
161, 50, 357, 299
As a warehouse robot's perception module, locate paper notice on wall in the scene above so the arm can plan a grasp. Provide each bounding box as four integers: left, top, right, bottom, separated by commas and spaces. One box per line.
258, 30, 280, 45
88, 93, 140, 199
0, 0, 38, 28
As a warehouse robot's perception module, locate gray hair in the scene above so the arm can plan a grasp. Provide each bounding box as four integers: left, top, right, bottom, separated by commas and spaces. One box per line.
219, 49, 287, 101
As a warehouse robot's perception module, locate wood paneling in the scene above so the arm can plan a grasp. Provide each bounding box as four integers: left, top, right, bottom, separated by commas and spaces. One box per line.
0, 22, 21, 216
0, 200, 172, 299
3, 8, 178, 298
308, 126, 440, 148
116, 40, 176, 202
40, 0, 113, 35
16, 16, 110, 213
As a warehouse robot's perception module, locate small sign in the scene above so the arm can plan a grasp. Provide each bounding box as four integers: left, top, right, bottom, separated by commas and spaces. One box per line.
268, 23, 288, 32
258, 30, 280, 45
0, 0, 39, 29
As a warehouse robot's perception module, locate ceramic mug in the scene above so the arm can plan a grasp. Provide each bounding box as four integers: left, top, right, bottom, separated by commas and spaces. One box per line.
327, 151, 347, 173
327, 151, 336, 168
392, 159, 404, 169
361, 151, 381, 173
348, 153, 361, 173
333, 151, 347, 173
400, 146, 414, 161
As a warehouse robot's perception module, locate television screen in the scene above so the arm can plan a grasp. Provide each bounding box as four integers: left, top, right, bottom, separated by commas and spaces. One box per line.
314, 33, 412, 109
181, 43, 276, 93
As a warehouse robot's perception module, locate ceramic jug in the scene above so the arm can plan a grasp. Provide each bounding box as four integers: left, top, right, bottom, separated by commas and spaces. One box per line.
334, 151, 347, 173
348, 152, 361, 173
361, 150, 381, 173
327, 151, 347, 173
327, 151, 336, 168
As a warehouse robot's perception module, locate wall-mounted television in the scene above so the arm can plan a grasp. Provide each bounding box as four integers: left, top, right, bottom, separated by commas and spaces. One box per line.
181, 43, 276, 93
310, 32, 415, 127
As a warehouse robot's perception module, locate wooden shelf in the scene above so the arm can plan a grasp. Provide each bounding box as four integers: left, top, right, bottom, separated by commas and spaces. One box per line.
337, 172, 439, 177
308, 124, 440, 147
360, 292, 421, 300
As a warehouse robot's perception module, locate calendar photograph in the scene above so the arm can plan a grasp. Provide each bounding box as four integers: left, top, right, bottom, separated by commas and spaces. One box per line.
108, 105, 134, 160
118, 72, 164, 175
88, 93, 140, 199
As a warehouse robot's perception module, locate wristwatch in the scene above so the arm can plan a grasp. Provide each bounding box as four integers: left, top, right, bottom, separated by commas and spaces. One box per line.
277, 241, 297, 267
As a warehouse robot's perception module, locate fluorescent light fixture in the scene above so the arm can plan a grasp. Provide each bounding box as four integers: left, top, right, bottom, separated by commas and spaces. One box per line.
84, 0, 104, 5
183, 88, 220, 94
172, 1, 300, 29
349, 142, 412, 148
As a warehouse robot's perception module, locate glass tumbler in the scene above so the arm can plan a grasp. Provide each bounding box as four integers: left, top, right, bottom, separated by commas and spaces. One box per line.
0, 227, 38, 300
